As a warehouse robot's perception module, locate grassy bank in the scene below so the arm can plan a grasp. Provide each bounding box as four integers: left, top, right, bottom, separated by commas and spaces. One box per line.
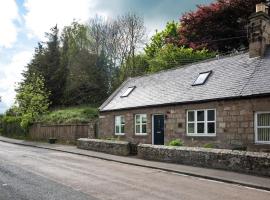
38, 106, 98, 124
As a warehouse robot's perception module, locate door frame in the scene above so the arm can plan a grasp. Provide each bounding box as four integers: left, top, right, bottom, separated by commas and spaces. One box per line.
152, 114, 165, 145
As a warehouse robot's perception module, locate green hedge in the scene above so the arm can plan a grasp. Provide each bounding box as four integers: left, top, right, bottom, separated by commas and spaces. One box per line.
0, 116, 25, 138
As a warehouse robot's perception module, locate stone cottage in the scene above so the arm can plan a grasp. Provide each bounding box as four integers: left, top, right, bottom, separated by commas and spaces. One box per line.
99, 3, 270, 151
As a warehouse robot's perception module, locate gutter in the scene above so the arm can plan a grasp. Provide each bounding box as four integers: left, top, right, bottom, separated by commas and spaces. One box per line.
99, 93, 270, 113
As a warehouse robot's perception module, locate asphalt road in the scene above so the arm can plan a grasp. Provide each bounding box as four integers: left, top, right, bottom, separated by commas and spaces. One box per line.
0, 141, 269, 200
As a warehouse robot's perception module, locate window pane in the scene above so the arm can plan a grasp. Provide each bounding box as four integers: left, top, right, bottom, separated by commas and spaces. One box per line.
121, 125, 125, 133
135, 115, 140, 124
121, 116, 125, 124
197, 111, 204, 121
188, 123, 195, 134
207, 110, 215, 121
207, 122, 215, 134
121, 87, 135, 97
115, 125, 120, 133
258, 113, 270, 126
197, 123, 205, 133
142, 114, 147, 123
188, 111, 194, 122
136, 125, 140, 133
258, 128, 270, 142
115, 116, 119, 124
142, 124, 147, 133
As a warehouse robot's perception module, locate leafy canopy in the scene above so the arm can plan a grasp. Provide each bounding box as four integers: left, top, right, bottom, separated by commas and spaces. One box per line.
177, 0, 263, 52
148, 44, 215, 73
144, 21, 179, 58
15, 73, 50, 129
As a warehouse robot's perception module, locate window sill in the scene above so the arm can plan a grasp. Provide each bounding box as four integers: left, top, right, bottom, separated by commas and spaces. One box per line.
115, 133, 125, 136
135, 133, 148, 136
255, 141, 270, 145
186, 134, 216, 137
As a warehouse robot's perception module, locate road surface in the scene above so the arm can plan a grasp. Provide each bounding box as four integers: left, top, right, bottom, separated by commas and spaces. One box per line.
0, 141, 269, 200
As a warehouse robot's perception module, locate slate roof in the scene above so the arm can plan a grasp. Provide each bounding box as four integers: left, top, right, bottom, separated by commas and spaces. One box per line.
100, 51, 270, 112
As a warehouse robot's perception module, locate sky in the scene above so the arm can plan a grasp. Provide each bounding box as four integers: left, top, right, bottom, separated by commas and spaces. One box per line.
0, 0, 213, 113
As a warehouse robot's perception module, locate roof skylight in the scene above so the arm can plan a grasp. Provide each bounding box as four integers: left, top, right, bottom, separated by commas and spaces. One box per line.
121, 86, 136, 97
193, 71, 212, 86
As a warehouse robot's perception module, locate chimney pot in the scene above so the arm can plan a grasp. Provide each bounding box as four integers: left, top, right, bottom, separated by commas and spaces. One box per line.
256, 3, 269, 14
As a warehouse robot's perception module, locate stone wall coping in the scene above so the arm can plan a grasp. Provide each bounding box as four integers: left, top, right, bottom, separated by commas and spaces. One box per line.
138, 144, 270, 158
78, 138, 130, 145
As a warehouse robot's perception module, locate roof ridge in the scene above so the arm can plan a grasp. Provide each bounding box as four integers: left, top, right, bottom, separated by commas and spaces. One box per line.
128, 51, 249, 81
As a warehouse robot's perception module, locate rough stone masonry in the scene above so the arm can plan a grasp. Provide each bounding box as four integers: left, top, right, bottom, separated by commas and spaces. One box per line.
137, 144, 270, 177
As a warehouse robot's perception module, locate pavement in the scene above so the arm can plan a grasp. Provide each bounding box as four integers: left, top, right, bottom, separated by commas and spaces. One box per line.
0, 136, 269, 192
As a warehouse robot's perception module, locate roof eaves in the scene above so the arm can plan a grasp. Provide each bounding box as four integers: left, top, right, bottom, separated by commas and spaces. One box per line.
99, 93, 270, 113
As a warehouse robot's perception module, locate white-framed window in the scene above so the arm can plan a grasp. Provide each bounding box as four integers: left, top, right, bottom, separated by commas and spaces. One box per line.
135, 114, 147, 135
187, 109, 216, 136
115, 115, 125, 135
255, 112, 270, 144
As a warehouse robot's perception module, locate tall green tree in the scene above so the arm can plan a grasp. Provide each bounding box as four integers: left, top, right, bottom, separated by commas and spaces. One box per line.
144, 21, 179, 58
61, 22, 109, 105
22, 42, 45, 84
147, 44, 215, 72
118, 54, 149, 83
43, 25, 64, 106
15, 73, 50, 129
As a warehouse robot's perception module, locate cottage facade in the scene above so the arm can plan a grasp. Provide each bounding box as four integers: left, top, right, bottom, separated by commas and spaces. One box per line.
99, 4, 270, 152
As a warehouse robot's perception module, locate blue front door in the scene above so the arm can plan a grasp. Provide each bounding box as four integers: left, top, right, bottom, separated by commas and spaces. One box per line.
153, 115, 164, 145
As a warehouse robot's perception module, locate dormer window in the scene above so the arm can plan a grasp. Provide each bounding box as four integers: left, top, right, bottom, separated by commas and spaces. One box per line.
192, 71, 212, 86
121, 86, 136, 97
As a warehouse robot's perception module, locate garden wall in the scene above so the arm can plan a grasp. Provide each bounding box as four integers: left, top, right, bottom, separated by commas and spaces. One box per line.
137, 144, 270, 177
77, 138, 130, 156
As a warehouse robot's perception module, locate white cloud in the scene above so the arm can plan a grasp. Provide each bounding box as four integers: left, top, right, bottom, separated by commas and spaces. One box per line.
0, 51, 33, 112
23, 0, 103, 39
0, 0, 20, 48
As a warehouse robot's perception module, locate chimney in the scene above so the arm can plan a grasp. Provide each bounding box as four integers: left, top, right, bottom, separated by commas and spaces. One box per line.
248, 2, 270, 58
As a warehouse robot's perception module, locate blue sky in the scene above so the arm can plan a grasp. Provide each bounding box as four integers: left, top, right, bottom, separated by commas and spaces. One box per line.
0, 0, 213, 113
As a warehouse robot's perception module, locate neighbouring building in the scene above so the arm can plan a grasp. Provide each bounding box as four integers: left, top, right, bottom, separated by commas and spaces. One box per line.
98, 3, 270, 152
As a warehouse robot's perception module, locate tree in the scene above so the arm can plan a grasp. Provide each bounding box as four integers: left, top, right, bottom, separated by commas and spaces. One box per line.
144, 21, 179, 58
22, 42, 46, 85
15, 73, 50, 130
147, 44, 215, 72
61, 22, 109, 105
87, 13, 146, 92
176, 0, 263, 52
43, 25, 64, 106
118, 54, 149, 83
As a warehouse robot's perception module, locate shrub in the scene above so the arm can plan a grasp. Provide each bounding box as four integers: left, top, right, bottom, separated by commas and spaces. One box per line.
168, 139, 184, 146
203, 143, 215, 148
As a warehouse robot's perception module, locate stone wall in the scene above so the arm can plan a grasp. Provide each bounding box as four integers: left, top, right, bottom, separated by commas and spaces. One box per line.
99, 96, 270, 151
137, 144, 270, 177
77, 138, 131, 156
